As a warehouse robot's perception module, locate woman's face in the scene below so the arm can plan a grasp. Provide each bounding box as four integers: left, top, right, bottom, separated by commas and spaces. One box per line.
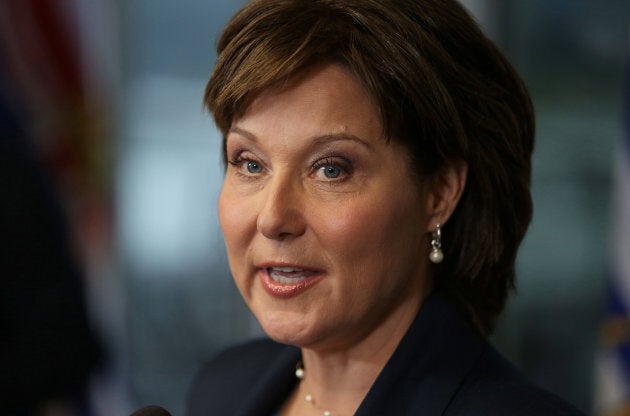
218, 64, 435, 351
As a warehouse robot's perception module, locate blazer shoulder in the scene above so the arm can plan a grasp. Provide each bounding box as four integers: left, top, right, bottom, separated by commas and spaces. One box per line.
446, 345, 586, 416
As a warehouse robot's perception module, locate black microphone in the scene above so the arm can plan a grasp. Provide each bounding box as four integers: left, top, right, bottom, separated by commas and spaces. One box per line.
130, 405, 172, 416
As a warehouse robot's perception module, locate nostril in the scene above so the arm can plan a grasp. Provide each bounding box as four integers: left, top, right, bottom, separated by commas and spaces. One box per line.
257, 209, 306, 240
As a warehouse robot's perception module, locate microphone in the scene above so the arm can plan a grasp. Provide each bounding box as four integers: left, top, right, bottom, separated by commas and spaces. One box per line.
130, 405, 172, 416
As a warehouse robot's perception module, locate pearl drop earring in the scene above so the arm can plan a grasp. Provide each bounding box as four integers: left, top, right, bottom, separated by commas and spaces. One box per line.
429, 223, 444, 264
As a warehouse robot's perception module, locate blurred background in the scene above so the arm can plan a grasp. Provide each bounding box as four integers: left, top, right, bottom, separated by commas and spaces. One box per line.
1, 0, 628, 415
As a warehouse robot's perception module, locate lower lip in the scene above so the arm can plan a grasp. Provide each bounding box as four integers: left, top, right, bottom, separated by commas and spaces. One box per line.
258, 269, 325, 298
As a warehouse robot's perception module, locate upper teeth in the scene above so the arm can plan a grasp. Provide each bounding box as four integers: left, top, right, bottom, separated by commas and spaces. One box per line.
271, 267, 303, 272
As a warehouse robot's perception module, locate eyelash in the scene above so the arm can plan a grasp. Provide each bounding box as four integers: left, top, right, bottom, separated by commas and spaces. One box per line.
311, 157, 352, 181
227, 152, 353, 181
228, 154, 263, 176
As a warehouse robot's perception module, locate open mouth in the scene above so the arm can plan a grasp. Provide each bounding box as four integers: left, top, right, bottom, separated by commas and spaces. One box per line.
267, 267, 318, 284
258, 265, 325, 298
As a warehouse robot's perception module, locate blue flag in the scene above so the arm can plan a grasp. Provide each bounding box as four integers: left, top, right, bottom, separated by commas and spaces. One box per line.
594, 46, 630, 416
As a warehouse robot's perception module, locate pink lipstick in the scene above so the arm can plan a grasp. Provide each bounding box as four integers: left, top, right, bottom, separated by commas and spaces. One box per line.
258, 265, 325, 298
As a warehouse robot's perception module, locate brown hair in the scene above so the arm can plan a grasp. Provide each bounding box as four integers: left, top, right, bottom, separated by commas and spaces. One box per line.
205, 0, 535, 335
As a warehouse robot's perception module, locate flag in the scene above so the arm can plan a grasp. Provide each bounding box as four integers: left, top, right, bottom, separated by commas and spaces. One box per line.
0, 0, 113, 263
594, 41, 630, 416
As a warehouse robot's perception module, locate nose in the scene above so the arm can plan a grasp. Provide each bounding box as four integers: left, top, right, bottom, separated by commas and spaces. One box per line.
256, 175, 306, 240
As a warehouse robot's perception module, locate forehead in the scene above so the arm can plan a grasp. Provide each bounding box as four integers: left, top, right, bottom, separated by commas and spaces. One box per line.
232, 63, 384, 141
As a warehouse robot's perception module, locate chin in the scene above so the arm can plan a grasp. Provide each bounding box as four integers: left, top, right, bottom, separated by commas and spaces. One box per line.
257, 309, 322, 347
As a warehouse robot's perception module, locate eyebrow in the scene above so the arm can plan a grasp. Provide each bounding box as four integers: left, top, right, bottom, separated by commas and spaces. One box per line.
228, 126, 373, 150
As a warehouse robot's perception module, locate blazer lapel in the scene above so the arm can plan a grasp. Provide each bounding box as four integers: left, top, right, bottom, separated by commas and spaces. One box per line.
356, 293, 486, 416
235, 343, 301, 416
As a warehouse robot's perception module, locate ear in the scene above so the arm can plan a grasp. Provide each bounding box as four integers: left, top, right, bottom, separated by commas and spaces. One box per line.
424, 158, 468, 231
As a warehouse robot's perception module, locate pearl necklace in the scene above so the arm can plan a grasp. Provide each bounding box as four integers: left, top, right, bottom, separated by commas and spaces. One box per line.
296, 361, 332, 416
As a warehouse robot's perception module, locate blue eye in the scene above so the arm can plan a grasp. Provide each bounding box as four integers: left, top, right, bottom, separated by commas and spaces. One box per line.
247, 161, 263, 173
313, 157, 351, 181
321, 165, 341, 179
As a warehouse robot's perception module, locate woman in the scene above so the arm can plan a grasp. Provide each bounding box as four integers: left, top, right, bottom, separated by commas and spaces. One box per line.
187, 0, 585, 415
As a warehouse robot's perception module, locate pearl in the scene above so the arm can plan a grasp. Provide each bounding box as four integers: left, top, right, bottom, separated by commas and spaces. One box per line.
429, 248, 443, 264
298, 362, 332, 415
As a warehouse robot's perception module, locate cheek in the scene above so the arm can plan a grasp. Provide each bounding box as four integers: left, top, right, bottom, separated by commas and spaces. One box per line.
218, 186, 256, 297
218, 185, 252, 254
317, 201, 396, 255
316, 194, 424, 266
217, 187, 232, 240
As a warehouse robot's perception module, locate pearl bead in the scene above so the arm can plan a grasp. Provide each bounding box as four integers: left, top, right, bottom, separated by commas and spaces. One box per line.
429, 248, 443, 264
297, 363, 332, 415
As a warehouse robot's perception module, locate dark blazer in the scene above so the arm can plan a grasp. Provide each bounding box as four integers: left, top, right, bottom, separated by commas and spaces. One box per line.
187, 293, 585, 415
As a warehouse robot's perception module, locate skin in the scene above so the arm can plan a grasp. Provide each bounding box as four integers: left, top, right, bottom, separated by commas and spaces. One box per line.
218, 63, 466, 415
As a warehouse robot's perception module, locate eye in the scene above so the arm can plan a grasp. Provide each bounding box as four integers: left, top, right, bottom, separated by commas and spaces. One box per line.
319, 164, 342, 179
312, 157, 351, 181
247, 160, 263, 174
227, 153, 265, 177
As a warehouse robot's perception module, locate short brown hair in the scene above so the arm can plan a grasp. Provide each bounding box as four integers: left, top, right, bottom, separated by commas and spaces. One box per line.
205, 0, 535, 335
